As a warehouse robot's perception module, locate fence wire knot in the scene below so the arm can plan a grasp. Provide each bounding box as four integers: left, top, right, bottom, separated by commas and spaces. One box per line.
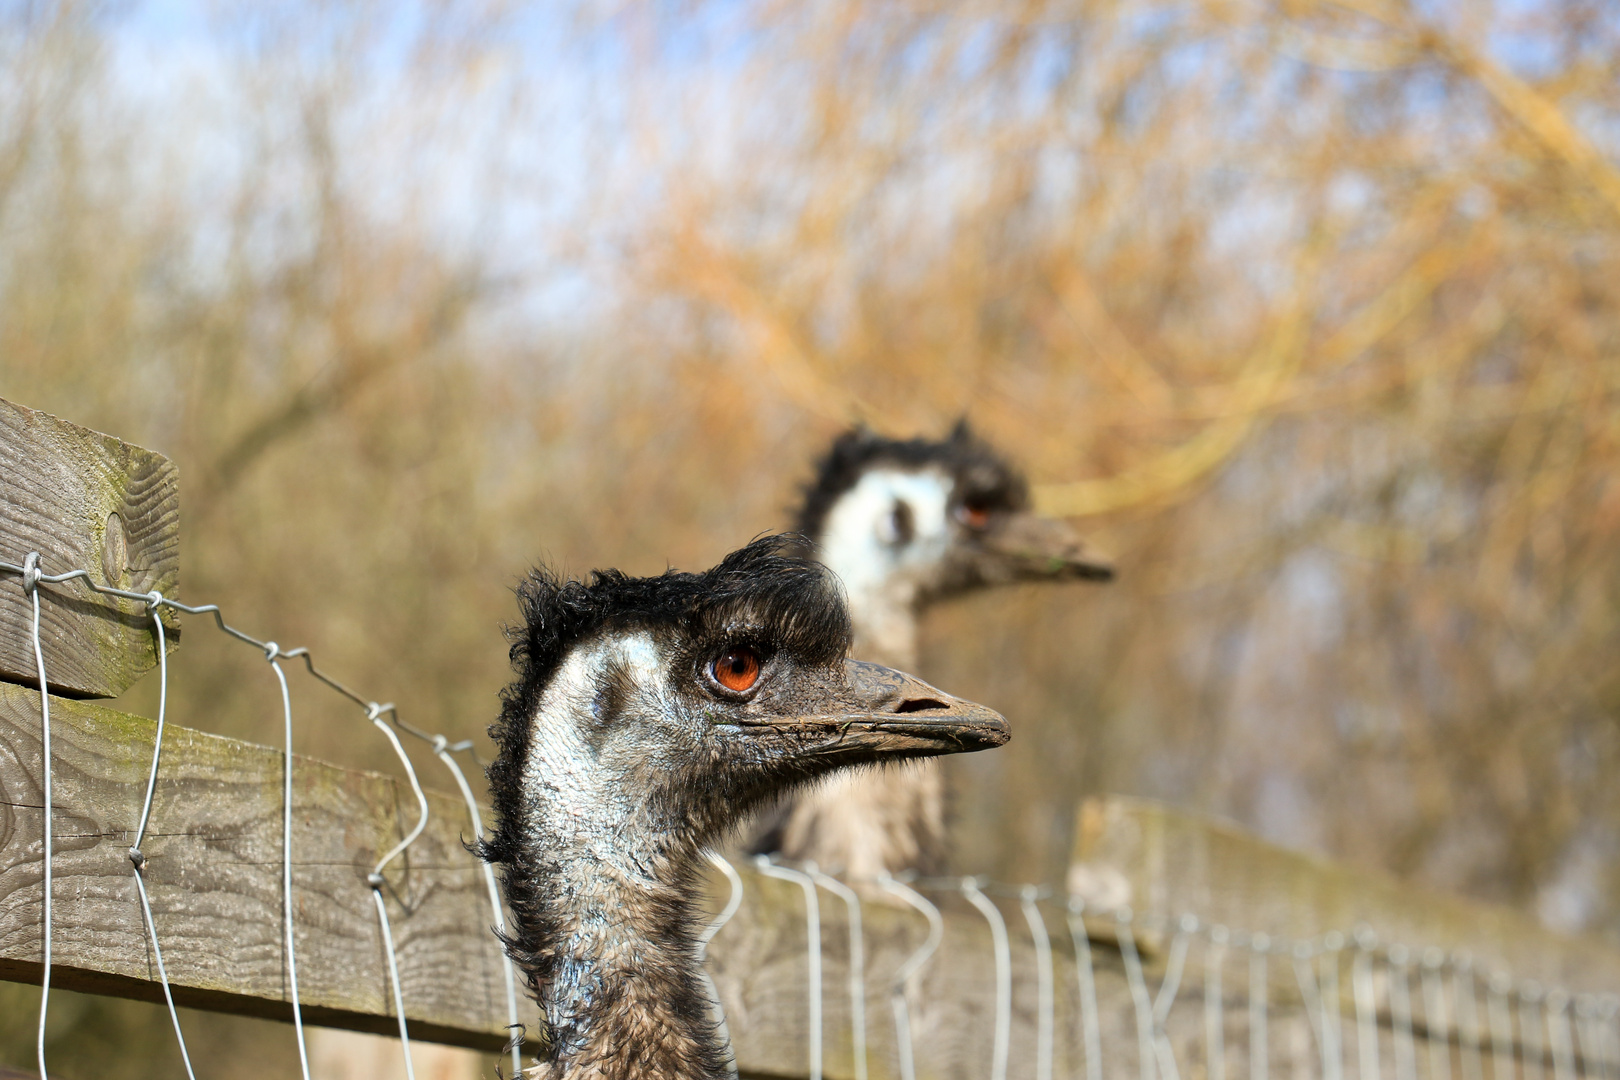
264, 641, 280, 661
21, 551, 40, 593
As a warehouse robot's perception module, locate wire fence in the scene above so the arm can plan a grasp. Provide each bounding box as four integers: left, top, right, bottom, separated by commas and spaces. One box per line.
0, 553, 521, 1080
3, 549, 1619, 1080
703, 860, 1620, 1080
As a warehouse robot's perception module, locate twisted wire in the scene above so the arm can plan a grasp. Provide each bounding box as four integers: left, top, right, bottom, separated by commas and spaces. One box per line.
363, 703, 432, 1080
1118, 909, 1160, 1080
1457, 955, 1486, 1080
1250, 934, 1271, 1080
1021, 885, 1056, 1080
1388, 945, 1418, 1080
128, 593, 197, 1080
1293, 941, 1332, 1080
370, 889, 415, 1080
756, 855, 823, 1080
1488, 973, 1515, 1080
1424, 950, 1455, 1080
876, 874, 942, 1080
960, 876, 1012, 1080
806, 863, 868, 1080
1575, 997, 1599, 1080
1351, 930, 1379, 1080
696, 851, 743, 1080
1067, 899, 1105, 1080
1523, 983, 1549, 1080
1206, 925, 1228, 1080
266, 647, 313, 1080
436, 742, 524, 1079
1318, 935, 1345, 1080
1150, 917, 1194, 1080
19, 553, 53, 1080
1550, 990, 1578, 1080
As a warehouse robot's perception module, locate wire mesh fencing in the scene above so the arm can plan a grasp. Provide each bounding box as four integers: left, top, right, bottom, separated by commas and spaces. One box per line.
2, 549, 1618, 1080
701, 861, 1620, 1080
0, 553, 522, 1080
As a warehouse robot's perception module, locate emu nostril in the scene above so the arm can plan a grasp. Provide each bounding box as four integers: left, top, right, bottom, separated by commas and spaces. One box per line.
894, 697, 949, 714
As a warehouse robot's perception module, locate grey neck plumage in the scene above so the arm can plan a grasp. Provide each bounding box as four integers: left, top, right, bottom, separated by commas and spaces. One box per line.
511, 643, 731, 1079
521, 838, 719, 1079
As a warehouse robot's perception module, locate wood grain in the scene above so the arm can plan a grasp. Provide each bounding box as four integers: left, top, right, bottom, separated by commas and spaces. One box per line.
0, 398, 180, 699
0, 682, 519, 1051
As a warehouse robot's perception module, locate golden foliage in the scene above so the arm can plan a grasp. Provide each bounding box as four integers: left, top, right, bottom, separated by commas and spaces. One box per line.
4, 0, 1620, 1069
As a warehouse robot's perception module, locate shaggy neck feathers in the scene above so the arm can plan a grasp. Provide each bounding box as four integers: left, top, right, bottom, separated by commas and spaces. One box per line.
509, 638, 725, 1078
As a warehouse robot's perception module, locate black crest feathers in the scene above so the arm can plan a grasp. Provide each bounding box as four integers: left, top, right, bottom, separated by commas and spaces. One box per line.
794, 420, 1031, 543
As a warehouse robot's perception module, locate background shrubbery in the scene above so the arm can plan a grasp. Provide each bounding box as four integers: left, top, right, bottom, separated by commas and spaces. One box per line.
4, 1, 1620, 1074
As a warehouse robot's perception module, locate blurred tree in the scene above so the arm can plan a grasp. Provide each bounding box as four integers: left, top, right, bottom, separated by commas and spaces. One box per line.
3, 0, 1620, 1072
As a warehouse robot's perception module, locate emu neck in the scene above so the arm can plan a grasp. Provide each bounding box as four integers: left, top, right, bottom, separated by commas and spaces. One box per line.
515, 792, 726, 1080
528, 851, 717, 1078
512, 656, 731, 1079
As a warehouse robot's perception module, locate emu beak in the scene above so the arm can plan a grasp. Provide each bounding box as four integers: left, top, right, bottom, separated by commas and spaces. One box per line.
794, 660, 1009, 760
978, 512, 1115, 583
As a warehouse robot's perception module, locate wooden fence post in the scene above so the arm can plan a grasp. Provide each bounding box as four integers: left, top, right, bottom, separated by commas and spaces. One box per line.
0, 398, 179, 698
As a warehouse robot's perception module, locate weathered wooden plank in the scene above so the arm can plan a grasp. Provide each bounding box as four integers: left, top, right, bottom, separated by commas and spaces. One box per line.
0, 682, 518, 1051
0, 398, 180, 699
1068, 794, 1620, 994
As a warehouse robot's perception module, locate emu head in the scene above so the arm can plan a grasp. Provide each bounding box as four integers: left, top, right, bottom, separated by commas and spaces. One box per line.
796, 421, 1115, 610
483, 535, 1009, 868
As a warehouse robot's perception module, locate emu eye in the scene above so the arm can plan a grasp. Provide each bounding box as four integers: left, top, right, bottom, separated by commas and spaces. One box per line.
711, 648, 762, 694
956, 500, 992, 530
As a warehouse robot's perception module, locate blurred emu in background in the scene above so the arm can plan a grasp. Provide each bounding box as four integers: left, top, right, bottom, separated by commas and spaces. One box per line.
752, 424, 1112, 878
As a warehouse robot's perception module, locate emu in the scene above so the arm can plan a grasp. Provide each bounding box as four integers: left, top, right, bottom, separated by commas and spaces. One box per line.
754, 423, 1114, 879
481, 536, 1008, 1079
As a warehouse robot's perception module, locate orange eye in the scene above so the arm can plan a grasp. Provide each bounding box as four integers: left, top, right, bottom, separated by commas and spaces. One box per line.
957, 502, 992, 529
712, 648, 762, 693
